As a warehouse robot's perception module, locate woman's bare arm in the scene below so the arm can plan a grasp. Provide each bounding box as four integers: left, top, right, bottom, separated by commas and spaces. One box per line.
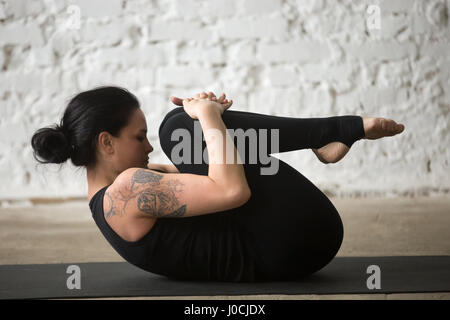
194, 99, 250, 194
147, 163, 180, 173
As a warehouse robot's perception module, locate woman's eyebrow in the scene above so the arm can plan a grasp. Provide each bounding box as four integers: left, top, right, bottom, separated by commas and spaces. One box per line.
139, 129, 147, 133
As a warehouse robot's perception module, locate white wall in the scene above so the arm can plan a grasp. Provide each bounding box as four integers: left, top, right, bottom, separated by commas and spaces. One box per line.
0, 0, 449, 201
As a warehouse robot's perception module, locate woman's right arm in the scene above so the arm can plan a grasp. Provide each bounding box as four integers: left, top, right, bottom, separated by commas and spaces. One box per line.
110, 94, 251, 218
196, 102, 250, 197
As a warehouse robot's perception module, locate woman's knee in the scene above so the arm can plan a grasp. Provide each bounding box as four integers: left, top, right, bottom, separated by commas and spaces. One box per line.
158, 107, 185, 137
158, 109, 198, 160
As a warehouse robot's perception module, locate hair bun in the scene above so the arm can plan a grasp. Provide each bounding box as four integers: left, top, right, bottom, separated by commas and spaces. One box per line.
31, 125, 72, 164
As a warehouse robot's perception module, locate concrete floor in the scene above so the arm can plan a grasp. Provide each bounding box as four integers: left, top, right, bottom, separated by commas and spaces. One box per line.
1, 196, 449, 300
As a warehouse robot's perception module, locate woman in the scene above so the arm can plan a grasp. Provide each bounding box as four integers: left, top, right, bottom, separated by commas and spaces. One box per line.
31, 86, 405, 282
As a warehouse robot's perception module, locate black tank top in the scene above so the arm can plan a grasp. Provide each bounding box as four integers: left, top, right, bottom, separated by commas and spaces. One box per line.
88, 175, 261, 282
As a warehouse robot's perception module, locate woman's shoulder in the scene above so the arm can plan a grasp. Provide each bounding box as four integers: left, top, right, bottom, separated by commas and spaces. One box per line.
103, 177, 158, 243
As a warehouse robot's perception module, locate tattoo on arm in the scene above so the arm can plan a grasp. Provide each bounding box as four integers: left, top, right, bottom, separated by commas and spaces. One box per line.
104, 187, 135, 218
104, 192, 116, 219
132, 169, 186, 218
137, 191, 187, 217
130, 169, 163, 189
104, 169, 186, 219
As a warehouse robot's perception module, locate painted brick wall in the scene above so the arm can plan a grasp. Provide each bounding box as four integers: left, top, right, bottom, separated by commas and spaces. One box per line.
0, 0, 449, 201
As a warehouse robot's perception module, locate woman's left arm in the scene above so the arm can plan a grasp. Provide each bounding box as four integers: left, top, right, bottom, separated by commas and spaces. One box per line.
147, 163, 180, 173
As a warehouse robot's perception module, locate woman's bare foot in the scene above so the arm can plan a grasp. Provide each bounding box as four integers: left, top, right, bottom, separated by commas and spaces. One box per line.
312, 117, 405, 164
362, 117, 405, 140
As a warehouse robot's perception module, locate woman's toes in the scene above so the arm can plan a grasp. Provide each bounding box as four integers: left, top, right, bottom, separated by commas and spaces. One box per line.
387, 120, 404, 135
386, 121, 397, 134
363, 117, 405, 139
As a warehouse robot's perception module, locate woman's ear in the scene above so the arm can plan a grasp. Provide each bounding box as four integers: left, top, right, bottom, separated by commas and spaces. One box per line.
98, 131, 115, 154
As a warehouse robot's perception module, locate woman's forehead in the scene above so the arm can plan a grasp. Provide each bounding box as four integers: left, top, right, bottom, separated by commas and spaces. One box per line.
128, 109, 147, 129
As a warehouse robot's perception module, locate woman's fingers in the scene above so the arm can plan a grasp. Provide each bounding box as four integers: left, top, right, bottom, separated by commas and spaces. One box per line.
207, 91, 217, 101
183, 97, 194, 104
170, 96, 184, 106
217, 93, 226, 103
188, 91, 230, 104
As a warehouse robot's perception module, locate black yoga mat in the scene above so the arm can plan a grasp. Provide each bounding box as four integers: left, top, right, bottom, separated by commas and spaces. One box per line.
1, 256, 449, 299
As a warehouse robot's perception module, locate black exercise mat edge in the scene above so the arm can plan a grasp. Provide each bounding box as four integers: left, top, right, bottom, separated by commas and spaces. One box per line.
1, 256, 449, 299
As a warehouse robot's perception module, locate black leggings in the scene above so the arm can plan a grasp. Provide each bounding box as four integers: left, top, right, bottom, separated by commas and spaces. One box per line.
158, 107, 365, 279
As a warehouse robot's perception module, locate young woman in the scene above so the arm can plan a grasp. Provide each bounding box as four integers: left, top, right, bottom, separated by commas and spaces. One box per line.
31, 86, 405, 282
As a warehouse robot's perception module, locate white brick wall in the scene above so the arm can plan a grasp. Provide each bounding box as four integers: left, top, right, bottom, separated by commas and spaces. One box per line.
0, 0, 449, 201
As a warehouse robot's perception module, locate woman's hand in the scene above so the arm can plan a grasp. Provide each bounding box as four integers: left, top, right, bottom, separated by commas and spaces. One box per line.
172, 91, 233, 120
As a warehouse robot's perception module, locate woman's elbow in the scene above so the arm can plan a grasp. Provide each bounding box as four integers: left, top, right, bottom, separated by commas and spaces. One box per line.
229, 186, 252, 207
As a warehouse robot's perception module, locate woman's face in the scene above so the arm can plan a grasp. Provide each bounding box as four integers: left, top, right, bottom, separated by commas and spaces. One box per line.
110, 108, 154, 171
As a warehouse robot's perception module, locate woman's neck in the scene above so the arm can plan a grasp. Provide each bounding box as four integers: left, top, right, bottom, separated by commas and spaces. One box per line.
86, 166, 117, 200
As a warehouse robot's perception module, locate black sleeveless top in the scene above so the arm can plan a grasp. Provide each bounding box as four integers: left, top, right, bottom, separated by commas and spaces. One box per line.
88, 174, 261, 282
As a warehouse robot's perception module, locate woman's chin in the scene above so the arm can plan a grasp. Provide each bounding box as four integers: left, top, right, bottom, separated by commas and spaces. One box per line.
134, 162, 148, 169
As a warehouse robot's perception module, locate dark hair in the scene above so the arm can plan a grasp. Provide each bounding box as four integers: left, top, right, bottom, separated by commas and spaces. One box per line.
31, 86, 140, 168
